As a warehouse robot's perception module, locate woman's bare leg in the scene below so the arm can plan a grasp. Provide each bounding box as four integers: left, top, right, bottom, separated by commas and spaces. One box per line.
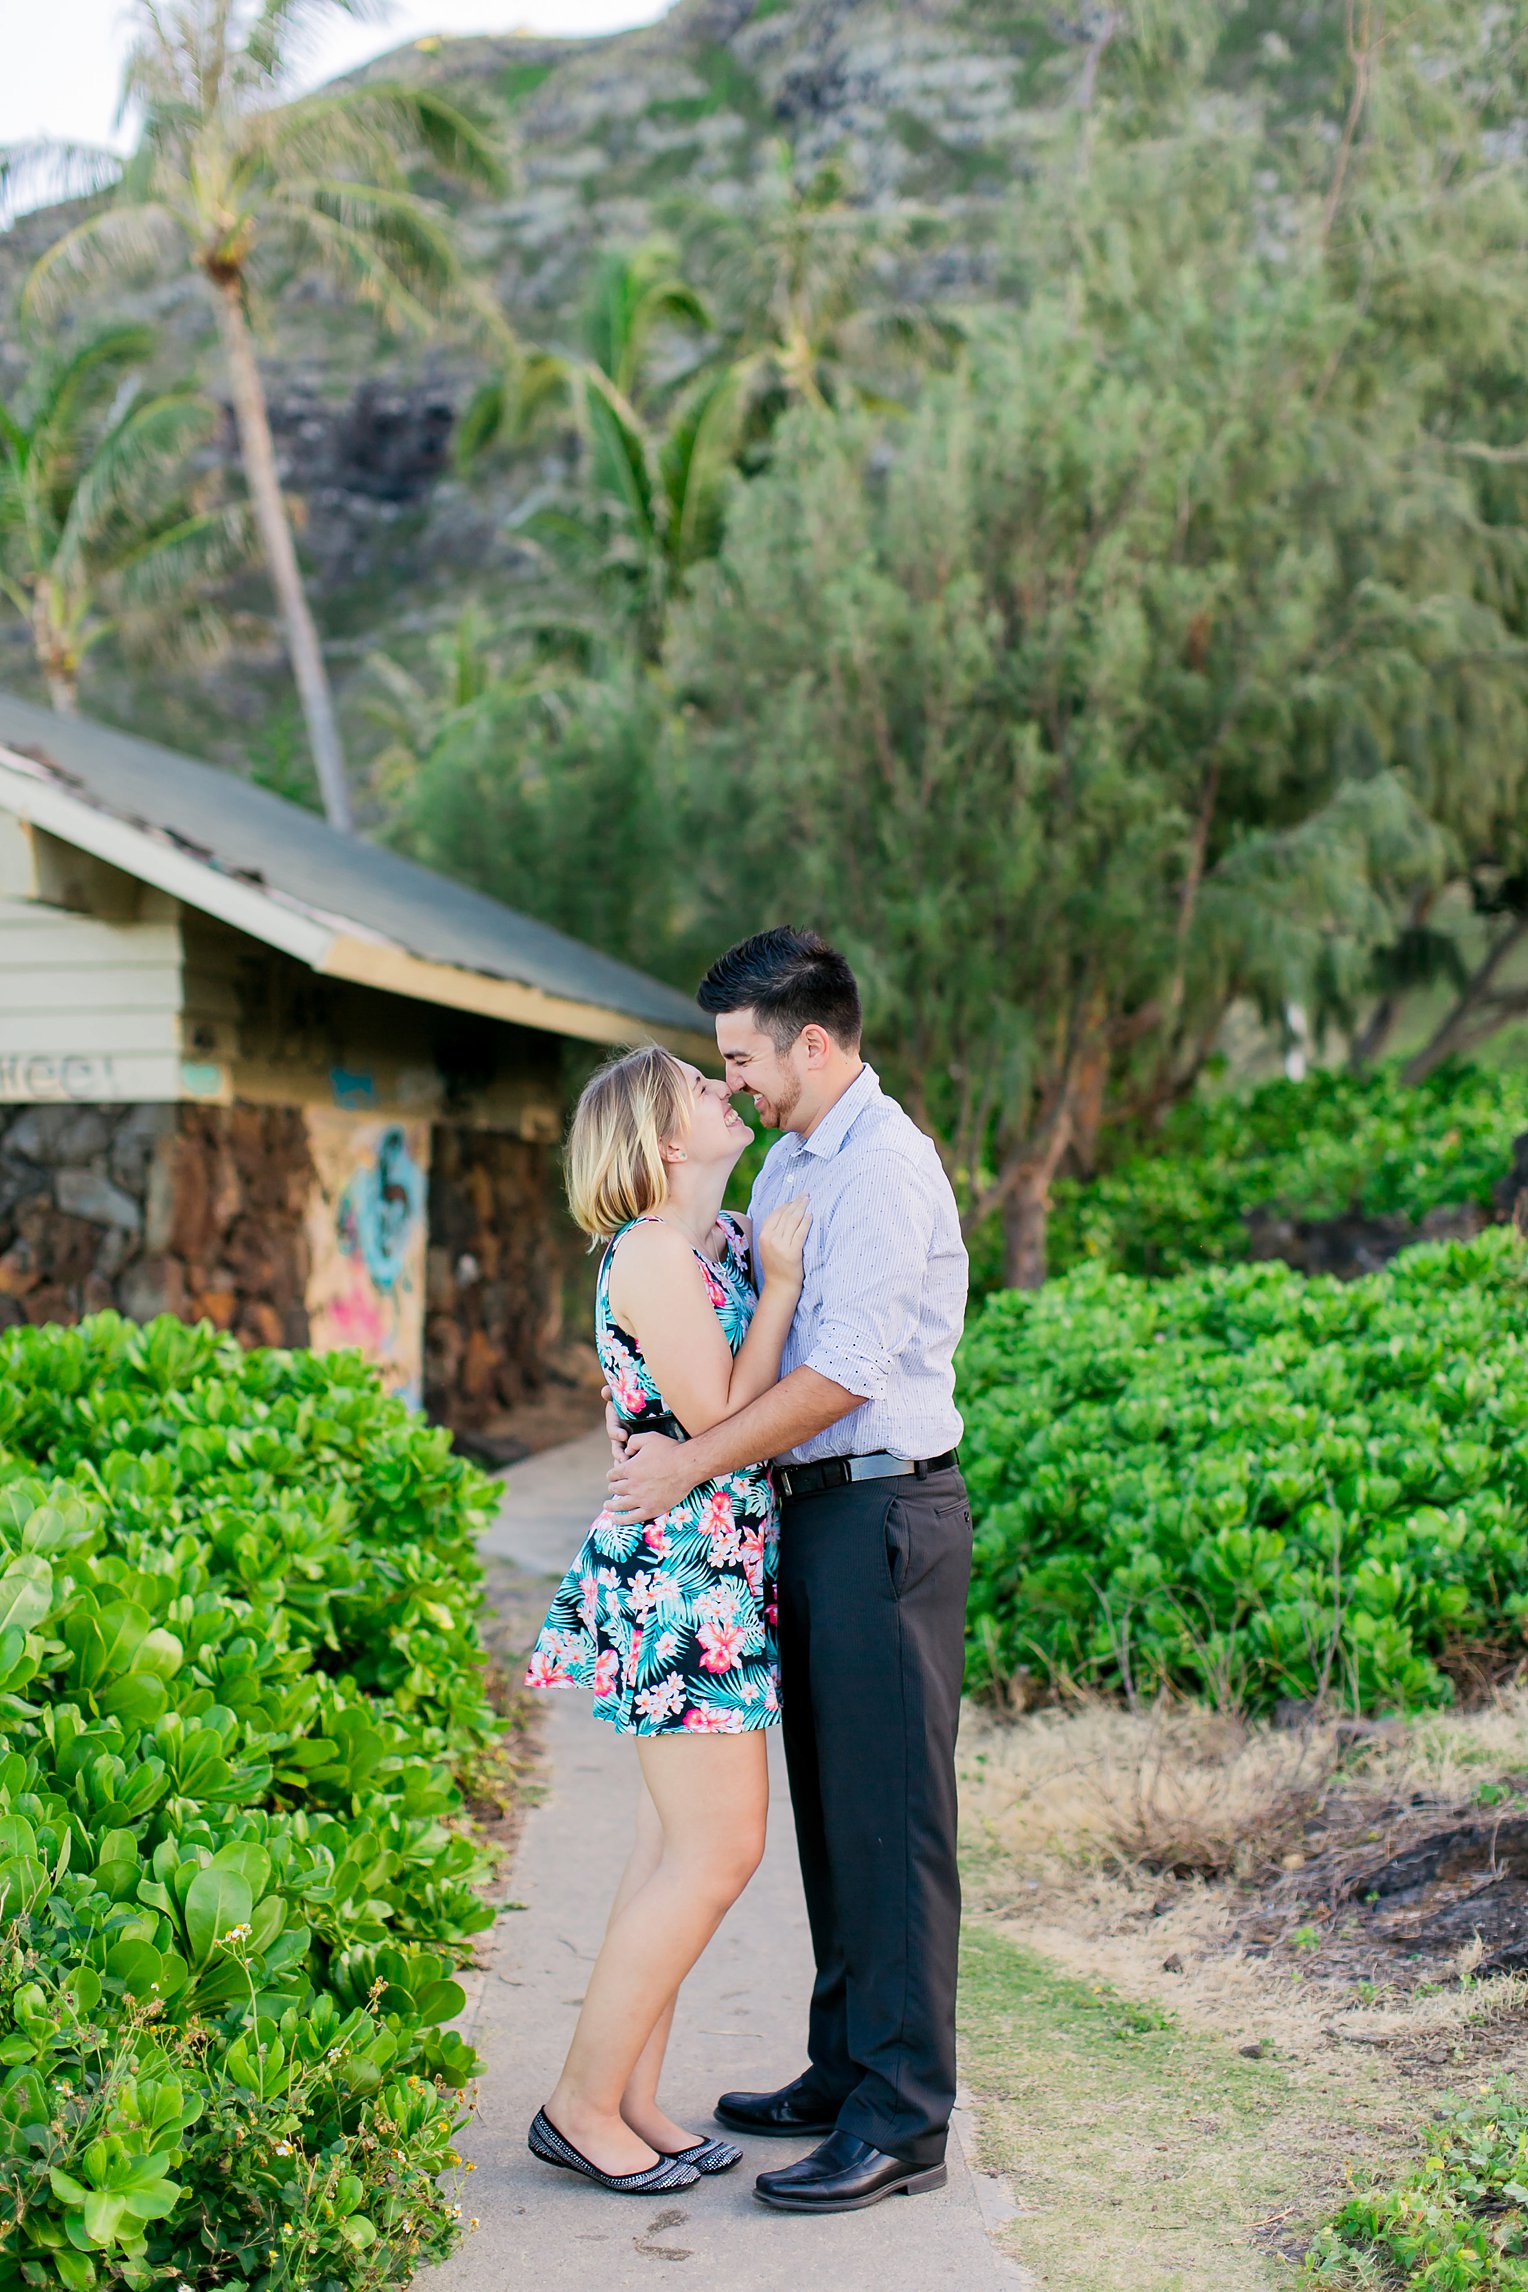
545, 1731, 768, 2174
607, 1781, 691, 2151
620, 1993, 686, 2152
601, 1781, 693, 2148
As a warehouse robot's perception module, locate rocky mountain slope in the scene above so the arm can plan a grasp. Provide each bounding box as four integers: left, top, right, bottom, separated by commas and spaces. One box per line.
0, 0, 1342, 775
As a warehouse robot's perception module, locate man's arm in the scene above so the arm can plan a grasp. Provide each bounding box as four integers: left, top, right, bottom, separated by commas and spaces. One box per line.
605, 1366, 861, 1523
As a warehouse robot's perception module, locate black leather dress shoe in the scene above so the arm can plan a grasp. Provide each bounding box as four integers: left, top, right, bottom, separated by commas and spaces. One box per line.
753, 2129, 948, 2213
714, 2075, 841, 2139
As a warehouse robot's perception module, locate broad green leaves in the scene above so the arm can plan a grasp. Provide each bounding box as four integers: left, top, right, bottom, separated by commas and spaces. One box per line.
0, 1556, 53, 1637
1308, 2080, 1528, 2283
183, 1864, 252, 1967
963, 1226, 1528, 1713
0, 1311, 498, 2285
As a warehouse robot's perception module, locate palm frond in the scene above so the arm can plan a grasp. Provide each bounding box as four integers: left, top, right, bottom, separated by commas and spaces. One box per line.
61, 389, 220, 567
267, 195, 436, 331
21, 204, 184, 319
0, 139, 123, 225
29, 326, 160, 451
454, 380, 508, 472
110, 499, 254, 601
453, 355, 571, 471
660, 365, 745, 574
274, 178, 459, 305
582, 239, 712, 400
269, 82, 508, 197
385, 84, 509, 197
580, 370, 661, 545
244, 0, 391, 90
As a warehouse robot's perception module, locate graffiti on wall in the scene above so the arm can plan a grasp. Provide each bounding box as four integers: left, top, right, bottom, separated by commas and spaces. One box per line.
0, 1054, 116, 1101
303, 1111, 430, 1406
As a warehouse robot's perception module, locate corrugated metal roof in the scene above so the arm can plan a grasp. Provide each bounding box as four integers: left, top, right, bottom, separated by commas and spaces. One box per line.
0, 689, 705, 1041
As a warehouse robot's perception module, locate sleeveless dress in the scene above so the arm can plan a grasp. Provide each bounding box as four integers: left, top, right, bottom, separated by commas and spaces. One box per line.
524, 1213, 782, 1735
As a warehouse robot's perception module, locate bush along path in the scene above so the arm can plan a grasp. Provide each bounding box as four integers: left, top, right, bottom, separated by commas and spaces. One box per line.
0, 1312, 505, 2291
963, 1228, 1528, 1714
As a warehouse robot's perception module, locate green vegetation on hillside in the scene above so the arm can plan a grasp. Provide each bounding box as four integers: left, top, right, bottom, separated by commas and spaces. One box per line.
0, 1314, 499, 2288
11, 3, 1528, 1289
384, 0, 1528, 1287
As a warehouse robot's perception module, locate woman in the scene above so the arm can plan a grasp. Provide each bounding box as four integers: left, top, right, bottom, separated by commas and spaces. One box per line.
523, 1043, 809, 2195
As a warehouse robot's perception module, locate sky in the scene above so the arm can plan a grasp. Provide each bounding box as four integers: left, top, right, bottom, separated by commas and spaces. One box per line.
2, 0, 675, 157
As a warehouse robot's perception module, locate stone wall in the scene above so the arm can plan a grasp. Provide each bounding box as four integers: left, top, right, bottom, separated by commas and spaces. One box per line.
424, 1125, 561, 1433
0, 1102, 566, 1434
0, 1102, 313, 1348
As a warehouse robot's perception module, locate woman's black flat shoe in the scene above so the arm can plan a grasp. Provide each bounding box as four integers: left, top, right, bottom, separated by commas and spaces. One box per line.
671, 2136, 744, 2175
527, 2108, 701, 2193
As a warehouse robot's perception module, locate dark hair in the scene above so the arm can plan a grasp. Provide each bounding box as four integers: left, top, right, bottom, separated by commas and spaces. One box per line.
696, 927, 862, 1051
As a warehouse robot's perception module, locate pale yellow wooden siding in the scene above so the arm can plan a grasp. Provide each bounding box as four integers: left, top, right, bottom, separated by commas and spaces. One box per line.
0, 817, 188, 1103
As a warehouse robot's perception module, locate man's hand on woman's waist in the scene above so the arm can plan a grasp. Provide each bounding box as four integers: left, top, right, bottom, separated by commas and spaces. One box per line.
604, 1367, 863, 1523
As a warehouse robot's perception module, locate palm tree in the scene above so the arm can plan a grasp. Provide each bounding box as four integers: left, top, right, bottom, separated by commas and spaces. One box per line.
0, 322, 247, 712
14, 0, 504, 829
459, 239, 745, 650
363, 603, 574, 807
696, 142, 958, 413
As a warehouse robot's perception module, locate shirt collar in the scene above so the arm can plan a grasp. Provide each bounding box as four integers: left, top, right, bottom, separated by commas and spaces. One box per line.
790, 1062, 880, 1160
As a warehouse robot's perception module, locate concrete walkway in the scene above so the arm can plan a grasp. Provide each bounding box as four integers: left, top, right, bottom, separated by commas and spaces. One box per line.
424, 1438, 1030, 2292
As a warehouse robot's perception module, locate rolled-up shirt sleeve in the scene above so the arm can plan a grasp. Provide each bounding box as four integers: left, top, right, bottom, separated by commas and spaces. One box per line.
802, 1157, 934, 1404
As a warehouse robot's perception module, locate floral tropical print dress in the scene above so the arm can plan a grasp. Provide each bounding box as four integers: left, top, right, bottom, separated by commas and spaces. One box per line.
525, 1213, 781, 1735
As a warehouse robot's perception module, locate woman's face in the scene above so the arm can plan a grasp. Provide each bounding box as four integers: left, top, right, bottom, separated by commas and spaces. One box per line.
669, 1059, 752, 1171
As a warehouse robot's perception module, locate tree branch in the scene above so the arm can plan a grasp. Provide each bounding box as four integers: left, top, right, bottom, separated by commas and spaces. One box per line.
1320, 0, 1381, 250
1402, 914, 1528, 1082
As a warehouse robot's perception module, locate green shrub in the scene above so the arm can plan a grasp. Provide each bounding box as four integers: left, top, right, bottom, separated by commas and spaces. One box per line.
1045, 1064, 1528, 1280
1305, 2081, 1528, 2286
961, 1228, 1528, 1713
0, 1313, 500, 2290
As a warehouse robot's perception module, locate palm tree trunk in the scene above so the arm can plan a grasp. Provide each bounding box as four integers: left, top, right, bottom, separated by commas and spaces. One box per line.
212, 280, 353, 833
32, 590, 78, 715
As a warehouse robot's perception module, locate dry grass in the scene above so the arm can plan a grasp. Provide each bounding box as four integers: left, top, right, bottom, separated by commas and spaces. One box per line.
959, 1689, 1528, 2074
961, 1696, 1338, 1885
961, 1685, 1528, 1882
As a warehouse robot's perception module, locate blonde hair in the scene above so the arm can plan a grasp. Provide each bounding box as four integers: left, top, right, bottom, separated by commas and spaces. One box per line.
565, 1044, 692, 1240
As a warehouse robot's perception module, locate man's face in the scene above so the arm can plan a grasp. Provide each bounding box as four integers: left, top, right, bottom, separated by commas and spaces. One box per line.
715, 1011, 806, 1132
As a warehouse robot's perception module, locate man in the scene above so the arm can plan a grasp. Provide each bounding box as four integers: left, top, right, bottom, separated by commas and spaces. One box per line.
605, 926, 972, 2216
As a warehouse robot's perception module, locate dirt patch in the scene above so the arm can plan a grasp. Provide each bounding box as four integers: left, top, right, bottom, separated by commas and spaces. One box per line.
960, 1921, 1417, 2291
957, 1690, 1528, 2283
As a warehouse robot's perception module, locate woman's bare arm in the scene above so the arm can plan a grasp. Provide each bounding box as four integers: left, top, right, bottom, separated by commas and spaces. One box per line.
608, 1208, 806, 1437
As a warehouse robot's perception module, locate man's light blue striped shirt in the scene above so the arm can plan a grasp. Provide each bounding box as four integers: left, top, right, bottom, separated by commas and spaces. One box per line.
747, 1064, 968, 1467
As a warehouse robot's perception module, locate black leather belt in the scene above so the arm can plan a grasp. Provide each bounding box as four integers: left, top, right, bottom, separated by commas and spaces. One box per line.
775, 1449, 959, 1501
